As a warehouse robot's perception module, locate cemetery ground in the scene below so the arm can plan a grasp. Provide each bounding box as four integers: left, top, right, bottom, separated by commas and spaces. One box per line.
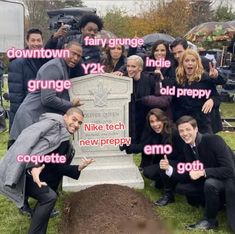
0, 102, 235, 234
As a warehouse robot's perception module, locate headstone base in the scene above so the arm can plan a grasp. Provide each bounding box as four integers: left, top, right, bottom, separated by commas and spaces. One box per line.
63, 154, 144, 191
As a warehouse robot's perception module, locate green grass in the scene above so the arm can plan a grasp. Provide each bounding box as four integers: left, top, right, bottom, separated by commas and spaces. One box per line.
0, 101, 234, 233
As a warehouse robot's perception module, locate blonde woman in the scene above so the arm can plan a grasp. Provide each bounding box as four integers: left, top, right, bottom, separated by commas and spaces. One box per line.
174, 49, 218, 133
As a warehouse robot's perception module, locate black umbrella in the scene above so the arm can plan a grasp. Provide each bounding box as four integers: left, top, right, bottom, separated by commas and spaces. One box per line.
143, 33, 175, 46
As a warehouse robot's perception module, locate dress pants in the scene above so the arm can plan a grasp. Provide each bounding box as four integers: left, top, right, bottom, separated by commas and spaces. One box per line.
25, 174, 57, 234
176, 178, 225, 219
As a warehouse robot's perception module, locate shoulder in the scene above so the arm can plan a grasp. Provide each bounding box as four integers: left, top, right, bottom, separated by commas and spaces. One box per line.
201, 134, 225, 145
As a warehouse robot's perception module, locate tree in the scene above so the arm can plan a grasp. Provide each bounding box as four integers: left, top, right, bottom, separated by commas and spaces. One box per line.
102, 8, 131, 37
23, 0, 84, 41
212, 3, 235, 21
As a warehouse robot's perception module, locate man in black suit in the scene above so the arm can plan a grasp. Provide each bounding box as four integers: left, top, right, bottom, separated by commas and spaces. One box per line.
160, 115, 235, 231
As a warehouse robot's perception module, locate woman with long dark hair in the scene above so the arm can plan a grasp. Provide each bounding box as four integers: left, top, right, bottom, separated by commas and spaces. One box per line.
101, 44, 126, 73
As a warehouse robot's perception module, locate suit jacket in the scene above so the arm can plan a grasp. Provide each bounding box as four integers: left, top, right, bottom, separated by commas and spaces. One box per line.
172, 133, 235, 232
10, 58, 74, 140
0, 113, 73, 208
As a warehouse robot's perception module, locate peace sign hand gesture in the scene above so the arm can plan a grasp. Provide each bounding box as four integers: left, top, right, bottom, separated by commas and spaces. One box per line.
209, 62, 218, 79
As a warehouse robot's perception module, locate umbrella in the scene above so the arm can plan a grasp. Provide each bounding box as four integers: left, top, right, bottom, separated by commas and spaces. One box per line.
143, 33, 175, 46
185, 21, 235, 43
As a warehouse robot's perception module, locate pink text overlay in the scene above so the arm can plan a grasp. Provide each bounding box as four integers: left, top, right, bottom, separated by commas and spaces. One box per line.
160, 86, 211, 99
7, 47, 70, 59
28, 80, 71, 92
17, 153, 66, 164
82, 63, 105, 74
79, 137, 131, 147
177, 161, 204, 174
145, 57, 171, 68
84, 37, 144, 48
83, 122, 125, 131
144, 144, 173, 155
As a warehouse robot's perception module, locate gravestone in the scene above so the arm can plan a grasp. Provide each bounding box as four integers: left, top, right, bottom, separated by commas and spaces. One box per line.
63, 73, 144, 191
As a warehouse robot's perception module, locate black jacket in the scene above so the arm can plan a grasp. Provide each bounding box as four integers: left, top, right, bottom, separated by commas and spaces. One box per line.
8, 58, 45, 128
128, 72, 172, 143
172, 133, 235, 232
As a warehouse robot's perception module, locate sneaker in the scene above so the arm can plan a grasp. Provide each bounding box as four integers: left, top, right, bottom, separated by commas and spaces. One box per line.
154, 195, 175, 206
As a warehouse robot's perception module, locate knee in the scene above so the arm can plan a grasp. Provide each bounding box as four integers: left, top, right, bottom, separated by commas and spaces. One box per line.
204, 178, 220, 194
43, 189, 58, 204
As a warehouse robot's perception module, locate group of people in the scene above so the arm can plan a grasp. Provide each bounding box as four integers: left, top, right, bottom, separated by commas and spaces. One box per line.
0, 12, 234, 233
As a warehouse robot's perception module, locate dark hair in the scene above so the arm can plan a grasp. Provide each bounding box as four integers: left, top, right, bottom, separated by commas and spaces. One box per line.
176, 115, 197, 129
65, 40, 82, 49
66, 107, 84, 117
151, 40, 171, 60
146, 108, 173, 143
79, 14, 103, 31
170, 37, 188, 50
26, 28, 43, 41
102, 45, 125, 72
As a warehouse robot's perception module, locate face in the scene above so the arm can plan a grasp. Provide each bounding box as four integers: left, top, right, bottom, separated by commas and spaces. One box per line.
127, 59, 142, 80
26, 33, 43, 49
110, 45, 123, 60
64, 45, 82, 68
178, 122, 198, 145
183, 54, 197, 77
154, 44, 167, 59
172, 44, 185, 63
64, 112, 84, 134
81, 22, 98, 38
149, 115, 164, 134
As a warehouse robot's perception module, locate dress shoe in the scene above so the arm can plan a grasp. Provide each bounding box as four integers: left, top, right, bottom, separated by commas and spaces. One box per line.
50, 209, 60, 218
154, 195, 175, 206
19, 204, 33, 217
186, 219, 218, 230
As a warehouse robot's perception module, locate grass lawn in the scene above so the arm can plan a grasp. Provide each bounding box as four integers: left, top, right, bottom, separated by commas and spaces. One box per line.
0, 102, 234, 233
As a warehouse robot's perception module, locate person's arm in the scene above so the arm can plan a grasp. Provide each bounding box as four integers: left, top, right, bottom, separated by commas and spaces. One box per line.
204, 136, 235, 179
39, 63, 74, 112
54, 157, 94, 180
8, 60, 25, 106
141, 76, 172, 108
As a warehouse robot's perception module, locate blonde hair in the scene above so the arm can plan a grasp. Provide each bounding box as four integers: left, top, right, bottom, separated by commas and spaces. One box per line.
176, 49, 204, 85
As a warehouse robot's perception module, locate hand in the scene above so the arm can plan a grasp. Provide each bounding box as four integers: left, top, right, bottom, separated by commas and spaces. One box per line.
78, 157, 95, 171
189, 170, 205, 180
72, 97, 84, 107
209, 62, 218, 79
154, 69, 164, 80
112, 71, 123, 76
202, 98, 214, 113
159, 155, 169, 170
53, 23, 69, 39
31, 165, 47, 188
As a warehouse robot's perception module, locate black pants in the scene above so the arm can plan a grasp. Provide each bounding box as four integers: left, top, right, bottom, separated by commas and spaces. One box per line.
143, 161, 177, 193
176, 178, 225, 220
25, 174, 57, 234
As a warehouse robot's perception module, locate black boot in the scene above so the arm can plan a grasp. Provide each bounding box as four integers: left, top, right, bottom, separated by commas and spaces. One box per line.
154, 193, 175, 206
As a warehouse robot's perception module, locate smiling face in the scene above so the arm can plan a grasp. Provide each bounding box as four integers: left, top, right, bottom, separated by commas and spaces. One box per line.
127, 59, 142, 80
81, 22, 98, 38
154, 44, 167, 60
26, 33, 43, 49
64, 44, 82, 68
178, 122, 198, 145
183, 54, 197, 77
110, 45, 123, 60
149, 115, 164, 134
64, 112, 84, 134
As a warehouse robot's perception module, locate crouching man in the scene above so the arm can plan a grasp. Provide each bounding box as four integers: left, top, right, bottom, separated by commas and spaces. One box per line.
160, 115, 235, 232
0, 107, 94, 234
